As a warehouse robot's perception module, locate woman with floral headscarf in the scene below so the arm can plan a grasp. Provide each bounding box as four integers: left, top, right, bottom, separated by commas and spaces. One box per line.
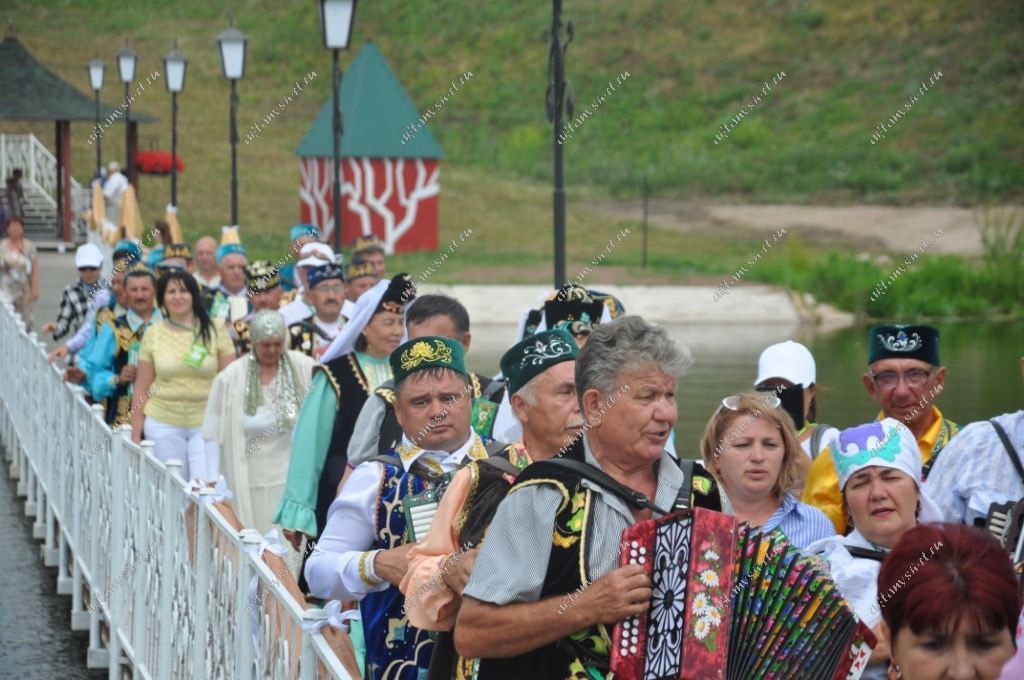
804, 418, 946, 679
202, 310, 316, 538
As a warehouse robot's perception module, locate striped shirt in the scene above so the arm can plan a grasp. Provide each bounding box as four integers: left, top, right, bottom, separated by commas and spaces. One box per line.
761, 493, 836, 549
923, 411, 1024, 526
463, 435, 685, 606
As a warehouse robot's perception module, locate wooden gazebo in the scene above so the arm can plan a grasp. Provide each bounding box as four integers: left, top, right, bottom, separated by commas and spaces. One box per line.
0, 33, 153, 242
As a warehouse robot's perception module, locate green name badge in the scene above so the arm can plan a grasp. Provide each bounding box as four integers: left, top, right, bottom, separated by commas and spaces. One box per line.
210, 296, 228, 320
183, 342, 209, 368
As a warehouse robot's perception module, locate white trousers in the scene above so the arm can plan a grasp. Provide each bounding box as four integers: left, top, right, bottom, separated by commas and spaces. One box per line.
144, 417, 219, 482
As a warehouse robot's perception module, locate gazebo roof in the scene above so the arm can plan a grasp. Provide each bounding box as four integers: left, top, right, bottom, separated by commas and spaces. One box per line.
296, 40, 443, 160
0, 36, 154, 122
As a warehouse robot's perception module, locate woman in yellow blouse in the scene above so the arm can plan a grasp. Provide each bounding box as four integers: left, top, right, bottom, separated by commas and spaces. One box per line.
131, 270, 234, 481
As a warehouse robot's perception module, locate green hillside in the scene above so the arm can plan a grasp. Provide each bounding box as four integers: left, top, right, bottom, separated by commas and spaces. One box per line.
3, 0, 1022, 318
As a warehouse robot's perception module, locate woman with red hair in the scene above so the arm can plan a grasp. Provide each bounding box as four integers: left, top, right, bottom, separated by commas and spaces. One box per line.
878, 523, 1020, 680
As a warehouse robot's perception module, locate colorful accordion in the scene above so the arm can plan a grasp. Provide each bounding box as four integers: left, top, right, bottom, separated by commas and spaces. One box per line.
610, 508, 875, 680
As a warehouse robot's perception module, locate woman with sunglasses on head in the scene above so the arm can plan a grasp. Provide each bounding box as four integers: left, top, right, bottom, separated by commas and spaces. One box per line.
877, 523, 1020, 680
805, 419, 946, 679
130, 270, 235, 482
700, 392, 835, 549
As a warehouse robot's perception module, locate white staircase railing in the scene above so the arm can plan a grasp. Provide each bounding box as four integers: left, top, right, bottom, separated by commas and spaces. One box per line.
0, 298, 356, 680
0, 132, 84, 211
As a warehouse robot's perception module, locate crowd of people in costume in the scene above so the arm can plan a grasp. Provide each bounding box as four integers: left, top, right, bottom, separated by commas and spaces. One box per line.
4, 222, 1023, 680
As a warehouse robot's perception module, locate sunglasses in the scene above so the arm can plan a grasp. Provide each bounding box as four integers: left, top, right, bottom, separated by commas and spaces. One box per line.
78, 266, 100, 272
719, 392, 782, 413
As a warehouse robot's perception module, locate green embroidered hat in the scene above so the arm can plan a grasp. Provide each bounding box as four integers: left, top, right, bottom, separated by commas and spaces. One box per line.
868, 324, 940, 366
500, 329, 579, 396
391, 336, 467, 386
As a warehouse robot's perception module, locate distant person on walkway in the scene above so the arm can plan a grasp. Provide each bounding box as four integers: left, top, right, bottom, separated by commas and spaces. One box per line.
130, 270, 235, 482
103, 161, 129, 227
280, 243, 337, 326
43, 243, 107, 341
202, 310, 315, 539
343, 259, 379, 320
193, 236, 221, 290
79, 267, 162, 425
4, 169, 26, 226
803, 324, 959, 533
47, 239, 139, 364
0, 217, 39, 330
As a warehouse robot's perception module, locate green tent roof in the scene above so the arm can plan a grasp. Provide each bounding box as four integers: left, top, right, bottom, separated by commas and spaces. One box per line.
296, 41, 443, 160
0, 36, 154, 122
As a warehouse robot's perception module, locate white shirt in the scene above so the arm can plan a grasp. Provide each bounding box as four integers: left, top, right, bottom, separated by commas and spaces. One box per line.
280, 296, 314, 326
313, 315, 342, 340
194, 272, 221, 290
103, 171, 129, 205
923, 411, 1024, 525
305, 432, 484, 602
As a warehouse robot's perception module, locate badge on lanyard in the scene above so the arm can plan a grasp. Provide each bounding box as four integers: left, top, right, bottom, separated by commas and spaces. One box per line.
128, 341, 141, 395
211, 296, 228, 320
183, 342, 209, 368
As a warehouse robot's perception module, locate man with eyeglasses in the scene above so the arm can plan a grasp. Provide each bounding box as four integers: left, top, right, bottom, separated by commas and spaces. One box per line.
803, 324, 959, 533
288, 263, 345, 359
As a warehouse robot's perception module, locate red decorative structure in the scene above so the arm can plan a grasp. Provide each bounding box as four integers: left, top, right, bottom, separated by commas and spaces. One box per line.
296, 41, 443, 254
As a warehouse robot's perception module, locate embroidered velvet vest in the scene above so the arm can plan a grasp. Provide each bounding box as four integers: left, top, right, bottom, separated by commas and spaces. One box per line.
103, 314, 150, 426
313, 353, 372, 536
361, 456, 437, 680
472, 443, 611, 680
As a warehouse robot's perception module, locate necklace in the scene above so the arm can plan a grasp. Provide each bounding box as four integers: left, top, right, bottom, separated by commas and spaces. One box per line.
166, 317, 196, 332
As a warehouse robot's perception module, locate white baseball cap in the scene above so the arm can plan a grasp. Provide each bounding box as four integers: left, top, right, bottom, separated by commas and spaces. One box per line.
297, 243, 336, 268
75, 243, 104, 269
754, 340, 816, 388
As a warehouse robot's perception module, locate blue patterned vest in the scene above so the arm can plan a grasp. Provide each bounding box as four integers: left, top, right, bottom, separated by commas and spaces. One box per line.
361, 456, 436, 680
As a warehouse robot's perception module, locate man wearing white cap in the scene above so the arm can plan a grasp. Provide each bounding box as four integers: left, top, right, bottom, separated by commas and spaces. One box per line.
754, 340, 838, 462
280, 242, 336, 326
43, 243, 107, 341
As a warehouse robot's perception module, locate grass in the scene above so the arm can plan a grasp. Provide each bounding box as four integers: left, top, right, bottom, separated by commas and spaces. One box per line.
2, 0, 1022, 318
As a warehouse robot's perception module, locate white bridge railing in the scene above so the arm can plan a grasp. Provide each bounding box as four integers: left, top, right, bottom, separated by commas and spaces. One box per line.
0, 133, 85, 210
0, 298, 356, 680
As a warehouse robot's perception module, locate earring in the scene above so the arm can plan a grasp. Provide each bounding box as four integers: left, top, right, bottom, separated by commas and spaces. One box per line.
888, 661, 902, 679
915, 500, 921, 518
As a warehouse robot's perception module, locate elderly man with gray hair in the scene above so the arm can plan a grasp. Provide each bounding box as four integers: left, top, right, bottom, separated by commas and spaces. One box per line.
454, 315, 721, 679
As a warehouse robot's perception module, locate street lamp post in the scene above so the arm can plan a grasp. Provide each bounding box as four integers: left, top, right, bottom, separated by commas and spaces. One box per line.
318, 0, 358, 254
87, 58, 105, 179
216, 19, 249, 228
163, 41, 188, 210
546, 0, 574, 288
116, 41, 138, 184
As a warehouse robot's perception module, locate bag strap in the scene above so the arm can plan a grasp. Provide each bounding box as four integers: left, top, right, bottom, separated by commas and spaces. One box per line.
542, 458, 669, 515
991, 419, 1024, 483
808, 424, 834, 461
672, 458, 695, 512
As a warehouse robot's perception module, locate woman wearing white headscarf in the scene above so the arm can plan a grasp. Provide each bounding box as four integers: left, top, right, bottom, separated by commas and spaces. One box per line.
273, 274, 415, 558
202, 310, 316, 537
805, 418, 945, 679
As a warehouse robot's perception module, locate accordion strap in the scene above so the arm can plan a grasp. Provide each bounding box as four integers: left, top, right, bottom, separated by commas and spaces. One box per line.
991, 419, 1024, 483
541, 458, 670, 515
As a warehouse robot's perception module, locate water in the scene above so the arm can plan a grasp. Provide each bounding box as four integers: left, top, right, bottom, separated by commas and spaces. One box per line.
0, 447, 105, 679
467, 320, 1024, 458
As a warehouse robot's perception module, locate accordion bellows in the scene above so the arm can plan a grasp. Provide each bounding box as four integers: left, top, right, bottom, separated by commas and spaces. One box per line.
610, 509, 876, 680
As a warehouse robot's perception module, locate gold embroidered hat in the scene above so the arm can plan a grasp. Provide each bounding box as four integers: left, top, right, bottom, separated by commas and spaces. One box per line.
246, 259, 281, 292
390, 336, 467, 386
164, 242, 193, 260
